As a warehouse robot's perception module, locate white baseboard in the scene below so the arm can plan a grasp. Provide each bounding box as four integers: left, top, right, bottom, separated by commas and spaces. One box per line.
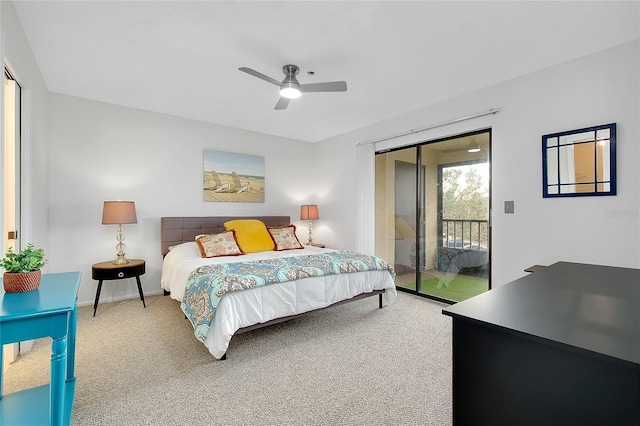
77, 289, 165, 308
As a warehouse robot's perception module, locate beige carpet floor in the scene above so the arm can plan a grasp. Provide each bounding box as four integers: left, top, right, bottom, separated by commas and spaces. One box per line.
3, 291, 452, 425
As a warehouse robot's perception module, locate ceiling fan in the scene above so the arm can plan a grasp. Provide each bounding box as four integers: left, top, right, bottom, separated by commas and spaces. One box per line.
238, 64, 347, 110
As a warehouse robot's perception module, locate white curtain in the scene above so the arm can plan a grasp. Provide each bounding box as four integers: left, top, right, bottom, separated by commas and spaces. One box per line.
355, 143, 375, 254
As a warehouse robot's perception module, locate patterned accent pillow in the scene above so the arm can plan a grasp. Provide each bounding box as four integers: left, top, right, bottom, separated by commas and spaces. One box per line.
267, 225, 304, 251
195, 231, 244, 258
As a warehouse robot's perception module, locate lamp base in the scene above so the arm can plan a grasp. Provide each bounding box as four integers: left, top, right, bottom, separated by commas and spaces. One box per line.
113, 225, 129, 264
307, 221, 314, 245
113, 253, 129, 265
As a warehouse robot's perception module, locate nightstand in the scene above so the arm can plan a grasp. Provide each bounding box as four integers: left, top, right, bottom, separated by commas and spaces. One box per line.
309, 243, 325, 248
91, 259, 146, 316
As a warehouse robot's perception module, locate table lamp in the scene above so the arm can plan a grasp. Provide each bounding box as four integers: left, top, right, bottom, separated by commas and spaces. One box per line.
300, 204, 319, 245
102, 201, 137, 264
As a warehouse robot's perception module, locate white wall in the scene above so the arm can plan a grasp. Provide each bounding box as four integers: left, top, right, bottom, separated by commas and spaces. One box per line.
7, 0, 638, 304
48, 94, 320, 305
1, 1, 50, 257
318, 40, 640, 287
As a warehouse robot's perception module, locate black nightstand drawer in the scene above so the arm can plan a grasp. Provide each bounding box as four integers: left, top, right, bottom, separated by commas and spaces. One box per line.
92, 260, 145, 280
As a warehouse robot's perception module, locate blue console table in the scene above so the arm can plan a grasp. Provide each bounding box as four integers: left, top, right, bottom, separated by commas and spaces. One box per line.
0, 271, 81, 426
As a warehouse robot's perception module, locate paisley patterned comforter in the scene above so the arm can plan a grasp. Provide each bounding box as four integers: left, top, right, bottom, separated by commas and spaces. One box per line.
181, 251, 395, 343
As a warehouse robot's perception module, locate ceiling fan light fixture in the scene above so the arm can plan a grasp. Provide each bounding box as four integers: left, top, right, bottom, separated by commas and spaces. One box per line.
279, 85, 301, 99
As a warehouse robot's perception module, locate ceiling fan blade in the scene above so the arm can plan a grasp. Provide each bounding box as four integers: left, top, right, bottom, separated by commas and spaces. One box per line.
274, 97, 289, 110
300, 81, 347, 93
239, 67, 282, 86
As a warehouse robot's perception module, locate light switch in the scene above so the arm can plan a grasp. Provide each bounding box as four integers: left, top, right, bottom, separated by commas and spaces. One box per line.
504, 201, 515, 214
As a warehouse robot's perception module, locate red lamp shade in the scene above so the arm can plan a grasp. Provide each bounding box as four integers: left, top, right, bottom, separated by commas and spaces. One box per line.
300, 204, 319, 221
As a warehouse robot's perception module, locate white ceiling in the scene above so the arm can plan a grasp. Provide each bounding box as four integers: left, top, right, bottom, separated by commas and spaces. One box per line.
10, 1, 640, 143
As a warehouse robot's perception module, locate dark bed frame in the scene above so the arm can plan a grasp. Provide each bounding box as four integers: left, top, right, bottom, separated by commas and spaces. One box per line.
160, 216, 385, 359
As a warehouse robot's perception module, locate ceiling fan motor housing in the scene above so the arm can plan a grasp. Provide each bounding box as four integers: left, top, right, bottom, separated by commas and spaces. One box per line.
280, 64, 302, 98
283, 64, 300, 77
281, 65, 301, 87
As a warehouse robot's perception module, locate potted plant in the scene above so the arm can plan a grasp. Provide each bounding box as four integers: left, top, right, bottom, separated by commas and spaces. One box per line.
0, 243, 46, 293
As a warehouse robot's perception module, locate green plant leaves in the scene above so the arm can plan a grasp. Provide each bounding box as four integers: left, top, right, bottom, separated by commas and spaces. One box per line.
0, 243, 46, 273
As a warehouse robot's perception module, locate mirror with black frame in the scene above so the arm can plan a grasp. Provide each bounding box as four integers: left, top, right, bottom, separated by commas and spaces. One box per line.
542, 123, 616, 198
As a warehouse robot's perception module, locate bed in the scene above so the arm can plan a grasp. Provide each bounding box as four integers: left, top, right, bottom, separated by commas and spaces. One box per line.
160, 216, 397, 359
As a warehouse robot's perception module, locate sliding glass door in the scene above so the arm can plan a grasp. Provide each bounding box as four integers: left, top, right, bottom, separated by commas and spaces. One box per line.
375, 130, 491, 303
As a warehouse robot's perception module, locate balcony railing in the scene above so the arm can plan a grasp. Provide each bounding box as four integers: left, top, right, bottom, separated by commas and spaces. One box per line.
441, 218, 488, 251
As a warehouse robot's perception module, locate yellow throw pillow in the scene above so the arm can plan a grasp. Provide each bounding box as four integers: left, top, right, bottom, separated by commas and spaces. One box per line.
224, 219, 275, 253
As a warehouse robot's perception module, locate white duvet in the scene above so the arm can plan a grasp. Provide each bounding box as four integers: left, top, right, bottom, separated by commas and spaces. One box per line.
161, 243, 397, 358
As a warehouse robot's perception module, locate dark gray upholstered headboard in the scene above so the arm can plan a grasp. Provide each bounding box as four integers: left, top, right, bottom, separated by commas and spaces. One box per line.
160, 216, 291, 256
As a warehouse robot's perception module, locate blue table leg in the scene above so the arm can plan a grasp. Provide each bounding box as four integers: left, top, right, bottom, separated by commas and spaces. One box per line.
0, 343, 3, 398
50, 336, 67, 426
67, 306, 77, 381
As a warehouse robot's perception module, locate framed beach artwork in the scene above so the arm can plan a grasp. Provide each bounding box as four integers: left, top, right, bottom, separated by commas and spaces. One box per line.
203, 149, 265, 203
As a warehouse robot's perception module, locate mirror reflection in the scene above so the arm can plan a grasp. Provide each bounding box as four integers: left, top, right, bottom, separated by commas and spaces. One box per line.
543, 123, 616, 198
